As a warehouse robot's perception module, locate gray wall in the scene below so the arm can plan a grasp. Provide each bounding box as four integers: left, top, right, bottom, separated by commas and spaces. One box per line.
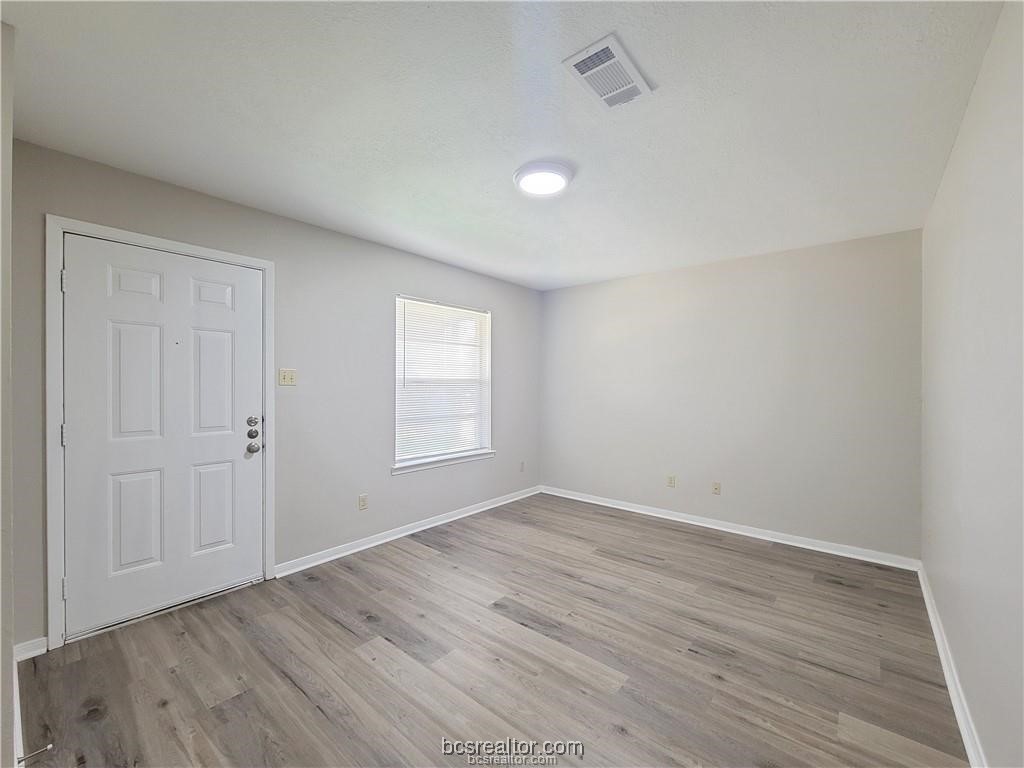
921, 4, 1023, 766
1, 22, 15, 768
12, 141, 543, 644
541, 231, 922, 557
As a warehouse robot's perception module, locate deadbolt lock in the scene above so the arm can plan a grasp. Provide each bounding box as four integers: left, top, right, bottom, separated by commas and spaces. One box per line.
247, 428, 259, 439
246, 416, 260, 427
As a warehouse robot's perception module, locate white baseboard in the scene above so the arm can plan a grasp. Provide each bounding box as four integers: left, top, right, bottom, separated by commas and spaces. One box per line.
14, 637, 47, 662
918, 568, 986, 767
275, 486, 542, 577
13, 656, 23, 764
14, 639, 48, 764
538, 486, 922, 571
14, 640, 54, 763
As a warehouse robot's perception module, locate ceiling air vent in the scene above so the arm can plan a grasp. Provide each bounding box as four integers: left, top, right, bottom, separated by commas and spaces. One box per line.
564, 34, 651, 109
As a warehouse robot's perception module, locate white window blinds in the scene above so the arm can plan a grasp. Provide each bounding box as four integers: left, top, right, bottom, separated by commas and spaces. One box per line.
395, 296, 492, 467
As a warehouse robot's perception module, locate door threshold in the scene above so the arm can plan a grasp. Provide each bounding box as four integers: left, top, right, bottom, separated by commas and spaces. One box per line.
64, 577, 263, 644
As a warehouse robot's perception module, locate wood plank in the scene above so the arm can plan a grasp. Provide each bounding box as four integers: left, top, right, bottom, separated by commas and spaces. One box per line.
17, 493, 967, 767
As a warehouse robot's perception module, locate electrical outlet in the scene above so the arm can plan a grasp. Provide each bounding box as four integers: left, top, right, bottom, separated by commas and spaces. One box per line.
667, 475, 677, 488
278, 368, 297, 386
712, 482, 721, 496
357, 493, 368, 511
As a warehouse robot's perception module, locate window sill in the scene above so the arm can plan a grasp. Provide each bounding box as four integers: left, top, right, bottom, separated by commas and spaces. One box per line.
392, 449, 495, 475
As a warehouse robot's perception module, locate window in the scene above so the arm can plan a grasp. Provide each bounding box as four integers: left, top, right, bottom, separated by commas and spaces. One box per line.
394, 296, 492, 472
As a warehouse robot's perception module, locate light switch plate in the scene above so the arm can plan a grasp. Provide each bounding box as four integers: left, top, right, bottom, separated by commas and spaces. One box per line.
278, 368, 297, 386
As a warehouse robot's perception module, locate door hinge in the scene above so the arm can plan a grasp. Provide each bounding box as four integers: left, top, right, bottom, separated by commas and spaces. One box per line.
60, 269, 67, 293
61, 577, 68, 600
60, 423, 67, 447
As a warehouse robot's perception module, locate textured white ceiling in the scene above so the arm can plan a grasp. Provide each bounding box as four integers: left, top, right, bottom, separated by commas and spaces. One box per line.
2, 2, 1001, 289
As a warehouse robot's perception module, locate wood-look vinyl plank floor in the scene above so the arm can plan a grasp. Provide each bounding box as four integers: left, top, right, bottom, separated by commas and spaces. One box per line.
19, 494, 966, 767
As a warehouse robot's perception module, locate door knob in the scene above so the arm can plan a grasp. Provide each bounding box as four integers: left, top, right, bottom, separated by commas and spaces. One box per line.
246, 416, 260, 427
247, 428, 259, 439
246, 442, 262, 454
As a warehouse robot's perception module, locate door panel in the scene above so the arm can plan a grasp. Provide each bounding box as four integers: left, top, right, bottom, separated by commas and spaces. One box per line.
192, 461, 234, 552
64, 234, 264, 638
110, 469, 163, 572
110, 321, 163, 438
193, 328, 233, 433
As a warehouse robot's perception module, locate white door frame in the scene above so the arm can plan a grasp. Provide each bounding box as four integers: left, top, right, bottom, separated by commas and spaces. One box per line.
45, 215, 276, 649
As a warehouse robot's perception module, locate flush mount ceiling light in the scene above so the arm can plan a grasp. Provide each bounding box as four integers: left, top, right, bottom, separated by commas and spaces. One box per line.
513, 161, 573, 197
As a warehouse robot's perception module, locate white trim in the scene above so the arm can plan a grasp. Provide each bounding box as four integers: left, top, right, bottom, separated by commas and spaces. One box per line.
44, 216, 65, 651
539, 486, 922, 571
13, 638, 47, 662
44, 215, 276, 650
261, 262, 276, 579
392, 449, 495, 475
275, 486, 541, 577
919, 568, 986, 767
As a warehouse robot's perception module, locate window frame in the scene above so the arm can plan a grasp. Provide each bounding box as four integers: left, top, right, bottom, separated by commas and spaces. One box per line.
392, 295, 494, 474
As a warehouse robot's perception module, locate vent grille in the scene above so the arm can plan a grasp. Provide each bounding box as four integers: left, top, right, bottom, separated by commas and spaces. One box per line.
584, 60, 633, 98
564, 34, 651, 109
603, 84, 642, 108
573, 46, 614, 75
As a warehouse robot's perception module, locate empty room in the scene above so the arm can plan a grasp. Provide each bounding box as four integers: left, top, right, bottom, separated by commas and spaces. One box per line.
0, 2, 1020, 767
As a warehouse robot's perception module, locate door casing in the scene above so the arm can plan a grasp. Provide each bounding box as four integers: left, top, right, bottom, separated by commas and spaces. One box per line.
45, 214, 276, 649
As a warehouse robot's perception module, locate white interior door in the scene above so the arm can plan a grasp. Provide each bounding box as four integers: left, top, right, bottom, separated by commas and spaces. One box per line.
63, 233, 265, 638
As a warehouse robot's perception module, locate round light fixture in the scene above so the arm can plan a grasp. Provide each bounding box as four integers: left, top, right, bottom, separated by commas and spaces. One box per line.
513, 161, 573, 197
